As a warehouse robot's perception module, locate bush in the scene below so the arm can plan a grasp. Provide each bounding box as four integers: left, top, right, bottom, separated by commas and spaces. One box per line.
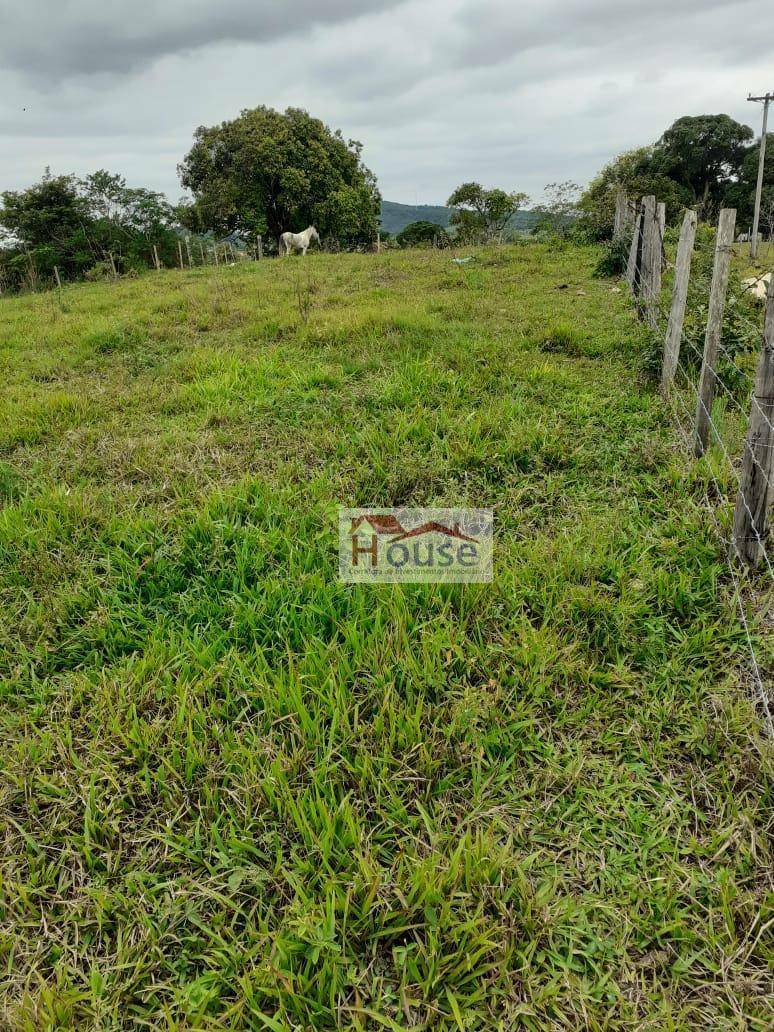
593, 233, 632, 277
396, 221, 447, 248
84, 261, 115, 282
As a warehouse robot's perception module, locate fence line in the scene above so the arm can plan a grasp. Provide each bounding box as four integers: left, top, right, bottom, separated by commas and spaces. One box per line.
623, 194, 773, 733
667, 363, 773, 733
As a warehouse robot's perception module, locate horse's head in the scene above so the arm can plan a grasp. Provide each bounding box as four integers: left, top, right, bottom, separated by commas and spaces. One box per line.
309, 226, 320, 244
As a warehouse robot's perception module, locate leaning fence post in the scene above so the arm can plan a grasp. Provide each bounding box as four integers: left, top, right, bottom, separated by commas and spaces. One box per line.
695, 207, 737, 456
625, 203, 644, 290
662, 210, 698, 393
153, 245, 161, 271
731, 278, 774, 566
53, 266, 62, 290
257, 235, 263, 260
178, 240, 184, 269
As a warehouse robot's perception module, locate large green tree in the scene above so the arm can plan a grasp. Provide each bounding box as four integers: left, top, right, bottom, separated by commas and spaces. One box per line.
0, 171, 91, 279
579, 114, 758, 237
723, 132, 774, 229
178, 106, 380, 246
651, 114, 753, 217
446, 182, 529, 243
0, 169, 178, 289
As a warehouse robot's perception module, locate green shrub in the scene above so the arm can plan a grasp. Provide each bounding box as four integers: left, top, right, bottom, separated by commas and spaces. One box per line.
593, 233, 632, 277
396, 220, 447, 248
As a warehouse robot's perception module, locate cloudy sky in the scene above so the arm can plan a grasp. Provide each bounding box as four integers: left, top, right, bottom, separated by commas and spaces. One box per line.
1, 0, 772, 206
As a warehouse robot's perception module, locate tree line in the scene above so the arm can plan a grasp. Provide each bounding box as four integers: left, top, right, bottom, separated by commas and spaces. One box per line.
579, 113, 774, 238
1, 108, 772, 292
400, 114, 774, 248
0, 170, 180, 292
0, 106, 382, 293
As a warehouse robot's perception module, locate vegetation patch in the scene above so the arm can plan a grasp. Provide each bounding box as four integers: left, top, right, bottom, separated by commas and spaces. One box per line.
540, 320, 587, 356
0, 243, 771, 1029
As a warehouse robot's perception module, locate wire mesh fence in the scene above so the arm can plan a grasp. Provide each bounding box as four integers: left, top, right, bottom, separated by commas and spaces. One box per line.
625, 196, 773, 733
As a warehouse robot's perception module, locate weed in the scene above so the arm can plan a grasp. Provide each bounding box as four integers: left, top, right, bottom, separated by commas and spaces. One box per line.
540, 319, 586, 355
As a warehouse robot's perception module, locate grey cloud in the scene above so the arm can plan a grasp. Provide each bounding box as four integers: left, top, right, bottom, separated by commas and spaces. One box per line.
452, 0, 757, 69
2, 0, 406, 81
1, 0, 772, 208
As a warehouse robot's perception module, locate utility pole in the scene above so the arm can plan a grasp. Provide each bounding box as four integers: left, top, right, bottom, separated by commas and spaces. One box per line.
748, 91, 773, 260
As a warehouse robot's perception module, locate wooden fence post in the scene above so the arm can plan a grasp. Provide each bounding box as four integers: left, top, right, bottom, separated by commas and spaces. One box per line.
153, 245, 161, 270
639, 195, 658, 326
657, 202, 666, 268
214, 246, 219, 266
53, 266, 62, 290
664, 207, 701, 392
626, 203, 644, 291
108, 253, 118, 280
199, 242, 205, 265
662, 209, 697, 393
178, 240, 184, 269
694, 208, 737, 456
613, 189, 628, 239
257, 235, 263, 260
648, 200, 666, 314
731, 277, 774, 566
185, 237, 193, 267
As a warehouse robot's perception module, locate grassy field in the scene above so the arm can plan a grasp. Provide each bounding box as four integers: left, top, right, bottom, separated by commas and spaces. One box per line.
0, 243, 772, 1029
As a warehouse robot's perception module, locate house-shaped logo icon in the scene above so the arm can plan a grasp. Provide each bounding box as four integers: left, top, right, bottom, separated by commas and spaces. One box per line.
341, 508, 491, 582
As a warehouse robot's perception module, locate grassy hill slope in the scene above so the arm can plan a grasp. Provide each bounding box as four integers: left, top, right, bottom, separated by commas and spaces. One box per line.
0, 246, 771, 1028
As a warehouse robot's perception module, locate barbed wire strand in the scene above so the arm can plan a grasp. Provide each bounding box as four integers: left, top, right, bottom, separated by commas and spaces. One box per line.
677, 337, 774, 483
667, 365, 773, 734
664, 326, 774, 580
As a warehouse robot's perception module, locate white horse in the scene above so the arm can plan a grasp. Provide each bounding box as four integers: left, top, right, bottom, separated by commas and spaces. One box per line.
279, 226, 320, 256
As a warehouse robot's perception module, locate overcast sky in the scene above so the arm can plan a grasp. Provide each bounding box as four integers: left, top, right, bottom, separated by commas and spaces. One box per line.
1, 0, 772, 206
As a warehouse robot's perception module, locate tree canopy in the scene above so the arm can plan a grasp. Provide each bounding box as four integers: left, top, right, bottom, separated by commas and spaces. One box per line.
651, 114, 753, 217
178, 106, 380, 247
0, 169, 178, 290
579, 113, 766, 237
395, 220, 446, 247
724, 132, 774, 230
446, 183, 529, 243
579, 147, 692, 236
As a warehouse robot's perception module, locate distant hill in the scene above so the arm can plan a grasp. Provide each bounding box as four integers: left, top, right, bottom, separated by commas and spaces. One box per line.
380, 201, 452, 235
380, 199, 540, 237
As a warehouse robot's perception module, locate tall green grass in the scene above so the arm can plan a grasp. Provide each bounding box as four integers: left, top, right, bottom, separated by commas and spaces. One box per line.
0, 244, 771, 1028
